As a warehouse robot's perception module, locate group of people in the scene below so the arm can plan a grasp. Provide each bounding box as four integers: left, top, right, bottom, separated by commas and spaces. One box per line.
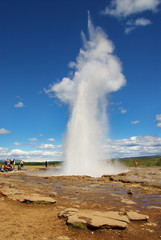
0, 159, 24, 172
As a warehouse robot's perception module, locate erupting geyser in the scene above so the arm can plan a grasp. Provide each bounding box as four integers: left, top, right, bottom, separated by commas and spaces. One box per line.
48, 14, 126, 177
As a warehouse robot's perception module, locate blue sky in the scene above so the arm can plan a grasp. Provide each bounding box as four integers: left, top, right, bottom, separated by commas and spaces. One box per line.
0, 0, 161, 161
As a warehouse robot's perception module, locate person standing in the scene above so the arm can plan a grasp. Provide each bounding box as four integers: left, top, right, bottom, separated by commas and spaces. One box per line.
45, 161, 48, 167
20, 160, 24, 168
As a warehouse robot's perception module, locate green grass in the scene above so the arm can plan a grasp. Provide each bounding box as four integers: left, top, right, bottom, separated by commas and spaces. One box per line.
1, 156, 161, 168
119, 156, 161, 167
0, 161, 61, 167
70, 222, 87, 229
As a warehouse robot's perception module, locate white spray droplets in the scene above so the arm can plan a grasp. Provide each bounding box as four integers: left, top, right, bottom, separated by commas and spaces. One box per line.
48, 16, 126, 176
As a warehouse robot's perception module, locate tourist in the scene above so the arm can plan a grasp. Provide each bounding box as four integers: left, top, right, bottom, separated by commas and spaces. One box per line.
10, 159, 15, 169
0, 166, 4, 172
18, 165, 21, 170
20, 160, 24, 168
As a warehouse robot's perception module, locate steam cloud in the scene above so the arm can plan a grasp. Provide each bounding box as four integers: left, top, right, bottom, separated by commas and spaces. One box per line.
47, 15, 126, 176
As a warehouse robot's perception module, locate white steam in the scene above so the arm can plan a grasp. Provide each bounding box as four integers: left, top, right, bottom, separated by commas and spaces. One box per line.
48, 15, 126, 176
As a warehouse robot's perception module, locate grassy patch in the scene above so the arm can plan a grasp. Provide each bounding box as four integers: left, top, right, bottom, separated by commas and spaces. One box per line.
70, 222, 87, 229
119, 156, 161, 167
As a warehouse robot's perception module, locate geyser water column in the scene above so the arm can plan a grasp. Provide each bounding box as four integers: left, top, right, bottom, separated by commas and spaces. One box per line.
49, 15, 126, 176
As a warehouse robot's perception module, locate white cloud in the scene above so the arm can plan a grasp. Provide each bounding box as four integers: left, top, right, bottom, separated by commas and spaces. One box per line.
0, 147, 8, 153
47, 138, 55, 142
39, 133, 44, 137
0, 147, 63, 162
130, 120, 140, 125
28, 138, 39, 142
156, 113, 161, 128
0, 128, 11, 135
125, 17, 152, 33
124, 26, 135, 34
13, 142, 23, 146
118, 107, 127, 114
103, 135, 161, 158
156, 114, 161, 121
157, 122, 161, 128
102, 0, 161, 17
134, 17, 152, 26
0, 135, 160, 161
14, 101, 25, 108
102, 0, 160, 33
38, 144, 62, 150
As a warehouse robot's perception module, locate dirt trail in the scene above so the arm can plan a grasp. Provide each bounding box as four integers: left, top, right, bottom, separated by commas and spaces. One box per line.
0, 167, 161, 240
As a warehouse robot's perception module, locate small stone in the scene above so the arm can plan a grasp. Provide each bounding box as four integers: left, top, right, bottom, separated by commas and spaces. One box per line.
49, 192, 57, 197
127, 189, 133, 195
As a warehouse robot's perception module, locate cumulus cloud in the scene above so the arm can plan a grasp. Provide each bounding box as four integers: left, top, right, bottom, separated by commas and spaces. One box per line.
157, 122, 161, 128
38, 144, 62, 150
14, 101, 25, 108
13, 142, 23, 146
39, 133, 44, 137
134, 17, 152, 26
0, 128, 11, 135
102, 0, 160, 33
156, 114, 161, 128
1, 135, 160, 161
125, 17, 152, 33
0, 147, 8, 153
103, 135, 161, 158
130, 120, 140, 125
47, 138, 55, 142
0, 147, 63, 162
28, 138, 39, 142
102, 0, 161, 17
119, 107, 127, 114
156, 114, 161, 121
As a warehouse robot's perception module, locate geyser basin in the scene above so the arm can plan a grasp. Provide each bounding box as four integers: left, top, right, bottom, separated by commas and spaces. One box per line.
47, 14, 127, 177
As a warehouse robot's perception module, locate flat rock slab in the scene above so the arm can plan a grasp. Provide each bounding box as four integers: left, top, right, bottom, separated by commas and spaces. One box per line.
59, 208, 149, 230
0, 186, 56, 204
59, 209, 129, 229
126, 211, 149, 221
20, 194, 56, 204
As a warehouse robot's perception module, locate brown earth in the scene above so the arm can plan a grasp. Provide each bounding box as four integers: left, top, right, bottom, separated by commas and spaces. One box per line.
0, 166, 161, 240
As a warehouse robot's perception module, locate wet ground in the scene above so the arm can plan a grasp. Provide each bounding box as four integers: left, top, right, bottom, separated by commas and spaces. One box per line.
0, 166, 161, 240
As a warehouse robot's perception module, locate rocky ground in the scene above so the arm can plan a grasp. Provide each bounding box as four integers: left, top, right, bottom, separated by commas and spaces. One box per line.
0, 166, 161, 240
